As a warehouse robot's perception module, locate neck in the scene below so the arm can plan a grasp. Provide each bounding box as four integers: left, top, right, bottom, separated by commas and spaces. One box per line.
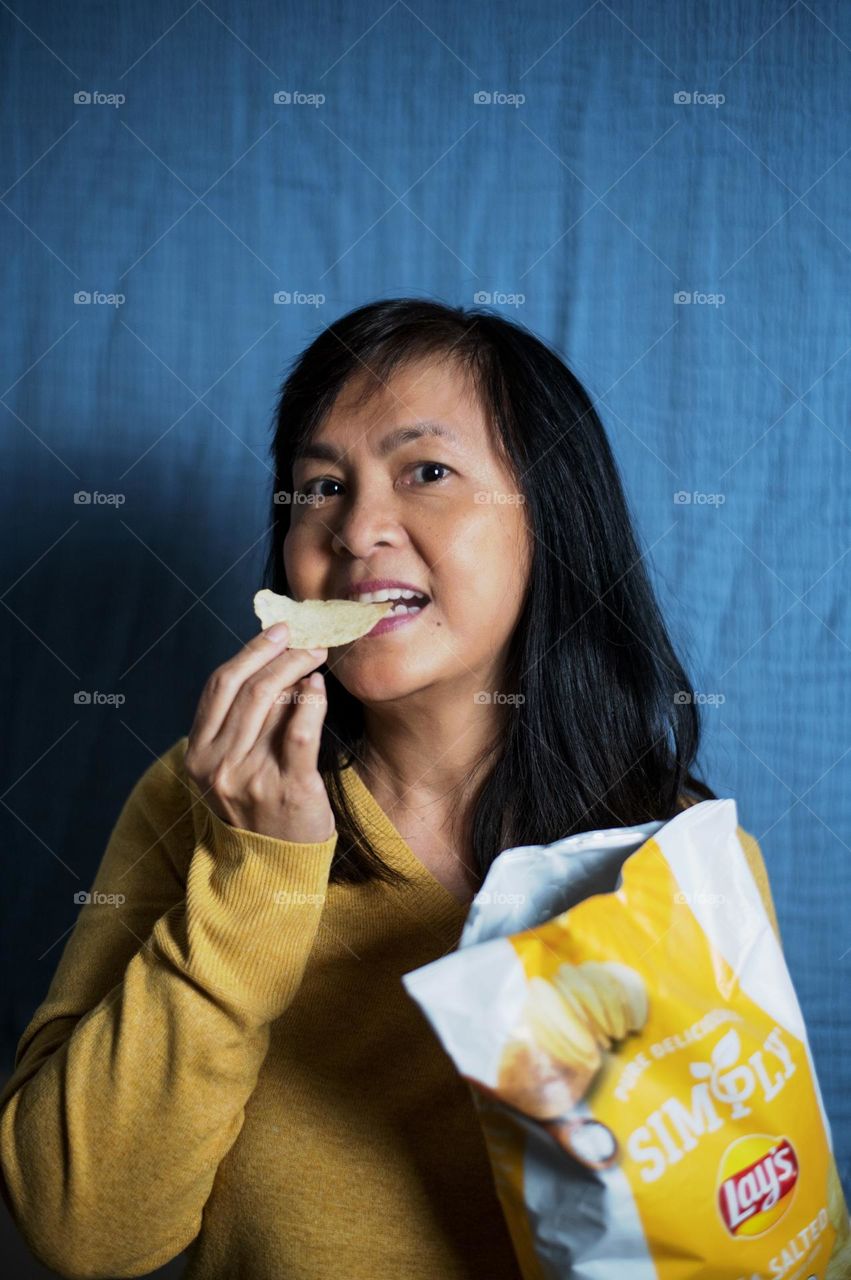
354, 691, 506, 831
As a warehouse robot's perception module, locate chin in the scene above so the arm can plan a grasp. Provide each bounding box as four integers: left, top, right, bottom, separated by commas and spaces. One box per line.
330, 654, 434, 704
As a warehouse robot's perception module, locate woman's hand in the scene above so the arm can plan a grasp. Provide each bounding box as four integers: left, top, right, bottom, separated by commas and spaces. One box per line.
185, 623, 336, 843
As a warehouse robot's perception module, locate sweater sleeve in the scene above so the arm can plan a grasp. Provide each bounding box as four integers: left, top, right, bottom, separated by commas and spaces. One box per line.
0, 735, 337, 1280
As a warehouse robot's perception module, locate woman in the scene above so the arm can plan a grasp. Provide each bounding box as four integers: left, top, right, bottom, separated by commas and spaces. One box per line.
0, 298, 781, 1279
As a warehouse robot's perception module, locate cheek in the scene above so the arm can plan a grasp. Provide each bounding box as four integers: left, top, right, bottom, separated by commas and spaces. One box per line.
429, 511, 529, 654
283, 524, 322, 596
282, 529, 297, 584
446, 509, 529, 609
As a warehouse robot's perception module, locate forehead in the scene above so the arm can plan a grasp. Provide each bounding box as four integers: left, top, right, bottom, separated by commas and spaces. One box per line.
313, 355, 486, 446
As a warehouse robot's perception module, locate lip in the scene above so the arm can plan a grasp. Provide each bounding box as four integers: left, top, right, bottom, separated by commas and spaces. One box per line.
343, 578, 430, 601
365, 602, 429, 637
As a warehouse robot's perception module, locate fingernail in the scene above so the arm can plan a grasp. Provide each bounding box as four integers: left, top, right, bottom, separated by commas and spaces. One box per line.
265, 623, 289, 642
307, 647, 327, 657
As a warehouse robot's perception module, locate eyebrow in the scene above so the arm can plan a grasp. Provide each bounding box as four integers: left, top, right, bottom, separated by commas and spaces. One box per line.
292, 420, 461, 466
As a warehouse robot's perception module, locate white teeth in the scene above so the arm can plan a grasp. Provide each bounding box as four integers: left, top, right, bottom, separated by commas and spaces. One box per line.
389, 602, 422, 615
353, 587, 427, 605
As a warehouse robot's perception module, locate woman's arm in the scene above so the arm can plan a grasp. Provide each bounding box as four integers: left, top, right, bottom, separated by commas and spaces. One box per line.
0, 737, 337, 1279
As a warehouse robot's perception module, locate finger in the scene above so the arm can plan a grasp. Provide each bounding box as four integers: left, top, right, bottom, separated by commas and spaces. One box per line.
278, 672, 328, 780
190, 623, 293, 746
194, 622, 325, 747
252, 674, 308, 759
212, 645, 328, 762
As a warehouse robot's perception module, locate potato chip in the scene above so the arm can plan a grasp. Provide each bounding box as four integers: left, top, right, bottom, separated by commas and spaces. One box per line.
253, 589, 393, 649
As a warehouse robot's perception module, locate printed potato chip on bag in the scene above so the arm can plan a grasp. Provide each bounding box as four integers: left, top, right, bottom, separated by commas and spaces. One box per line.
403, 799, 851, 1279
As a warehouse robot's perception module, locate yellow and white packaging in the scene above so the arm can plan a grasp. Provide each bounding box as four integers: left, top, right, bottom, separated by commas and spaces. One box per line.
402, 799, 851, 1279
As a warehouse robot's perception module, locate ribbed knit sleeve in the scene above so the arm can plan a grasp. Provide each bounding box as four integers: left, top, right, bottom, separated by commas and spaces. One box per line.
0, 736, 337, 1280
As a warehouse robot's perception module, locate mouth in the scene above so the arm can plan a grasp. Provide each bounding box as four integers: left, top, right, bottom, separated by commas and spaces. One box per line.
343, 581, 431, 619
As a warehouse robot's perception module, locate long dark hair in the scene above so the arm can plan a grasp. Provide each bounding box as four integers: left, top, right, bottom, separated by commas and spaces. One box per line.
263, 297, 715, 887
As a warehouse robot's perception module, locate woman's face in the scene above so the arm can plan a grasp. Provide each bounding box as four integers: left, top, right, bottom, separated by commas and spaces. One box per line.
284, 355, 533, 704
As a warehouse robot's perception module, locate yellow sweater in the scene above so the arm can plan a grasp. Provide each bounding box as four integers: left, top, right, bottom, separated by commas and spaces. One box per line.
0, 736, 781, 1280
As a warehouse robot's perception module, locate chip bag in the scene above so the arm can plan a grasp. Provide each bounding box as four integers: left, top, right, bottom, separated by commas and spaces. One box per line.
402, 798, 851, 1279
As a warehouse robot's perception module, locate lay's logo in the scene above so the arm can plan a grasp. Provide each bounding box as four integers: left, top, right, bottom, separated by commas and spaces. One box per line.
717, 1134, 799, 1236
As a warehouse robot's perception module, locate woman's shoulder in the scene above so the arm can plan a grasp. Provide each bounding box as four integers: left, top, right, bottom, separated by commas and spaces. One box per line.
149, 732, 191, 778
102, 735, 199, 882
10, 738, 198, 1062
125, 733, 194, 817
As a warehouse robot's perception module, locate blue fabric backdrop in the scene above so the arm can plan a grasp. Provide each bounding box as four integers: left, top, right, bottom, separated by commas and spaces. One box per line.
2, 0, 849, 1208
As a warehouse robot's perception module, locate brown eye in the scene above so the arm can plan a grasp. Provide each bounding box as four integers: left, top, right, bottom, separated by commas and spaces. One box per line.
301, 477, 344, 498
409, 462, 452, 484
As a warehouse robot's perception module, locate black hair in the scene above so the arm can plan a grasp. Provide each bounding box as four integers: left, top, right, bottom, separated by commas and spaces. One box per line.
263, 297, 715, 887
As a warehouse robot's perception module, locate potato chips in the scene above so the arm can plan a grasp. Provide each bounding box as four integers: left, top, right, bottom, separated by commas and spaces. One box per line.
403, 800, 851, 1279
253, 589, 392, 649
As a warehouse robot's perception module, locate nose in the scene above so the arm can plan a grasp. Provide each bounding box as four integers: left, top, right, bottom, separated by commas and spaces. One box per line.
329, 484, 405, 559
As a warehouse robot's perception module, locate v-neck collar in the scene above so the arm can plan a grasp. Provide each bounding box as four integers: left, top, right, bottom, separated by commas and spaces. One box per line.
339, 761, 474, 921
